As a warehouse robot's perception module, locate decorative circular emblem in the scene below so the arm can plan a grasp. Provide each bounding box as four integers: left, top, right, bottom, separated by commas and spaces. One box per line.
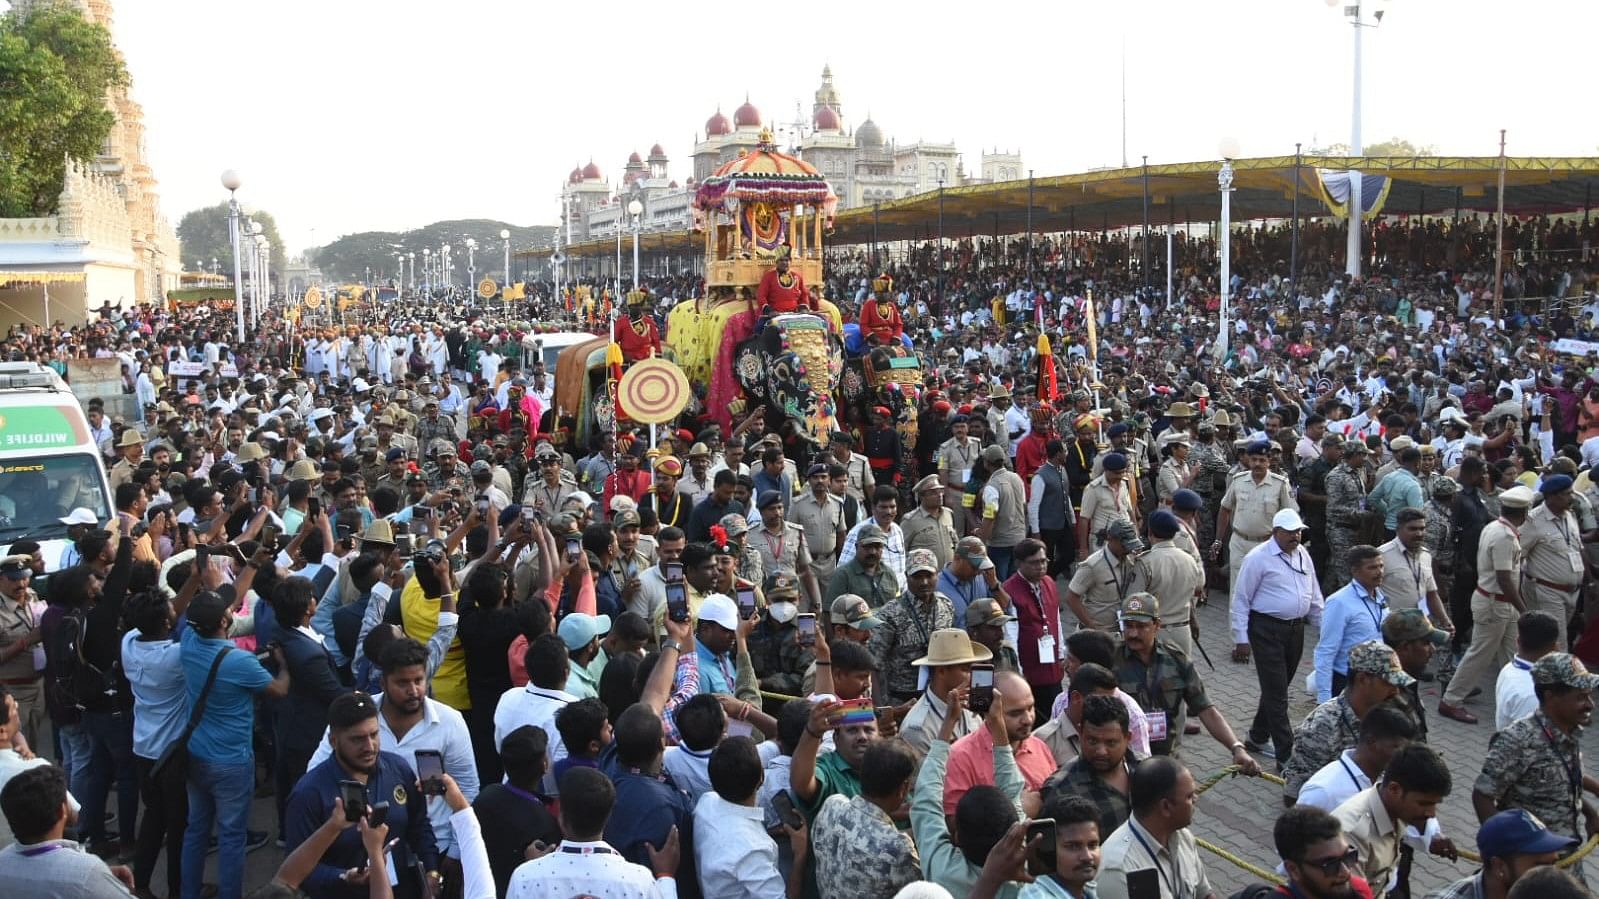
392, 784, 408, 805
618, 358, 691, 424
478, 278, 498, 299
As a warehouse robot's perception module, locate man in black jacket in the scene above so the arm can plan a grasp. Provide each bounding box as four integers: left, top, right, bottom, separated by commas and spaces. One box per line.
272, 576, 353, 843
1448, 457, 1493, 661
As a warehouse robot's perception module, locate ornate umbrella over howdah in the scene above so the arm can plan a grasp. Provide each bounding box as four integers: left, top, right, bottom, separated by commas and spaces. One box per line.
692, 129, 840, 243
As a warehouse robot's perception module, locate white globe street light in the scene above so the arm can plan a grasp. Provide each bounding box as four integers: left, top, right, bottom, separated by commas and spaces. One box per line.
500, 229, 511, 287
221, 170, 245, 341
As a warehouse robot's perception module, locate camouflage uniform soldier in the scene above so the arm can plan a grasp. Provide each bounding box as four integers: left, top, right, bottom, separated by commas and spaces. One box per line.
867, 549, 956, 701
1323, 441, 1372, 591
1280, 641, 1414, 801
423, 439, 471, 492
720, 513, 766, 588
749, 573, 810, 697
1188, 418, 1232, 551
1475, 653, 1599, 864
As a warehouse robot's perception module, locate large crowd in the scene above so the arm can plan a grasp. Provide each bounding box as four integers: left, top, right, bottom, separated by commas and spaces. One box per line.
0, 212, 1598, 899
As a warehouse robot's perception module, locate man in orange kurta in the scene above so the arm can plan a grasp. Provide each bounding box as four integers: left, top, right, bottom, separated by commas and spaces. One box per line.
756, 253, 806, 313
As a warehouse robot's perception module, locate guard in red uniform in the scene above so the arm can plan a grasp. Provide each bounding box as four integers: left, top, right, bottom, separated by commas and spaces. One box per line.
860, 274, 904, 345
1014, 403, 1054, 496
613, 289, 661, 363
755, 248, 806, 313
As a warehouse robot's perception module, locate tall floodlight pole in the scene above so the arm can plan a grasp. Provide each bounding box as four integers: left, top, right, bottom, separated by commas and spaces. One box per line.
500, 229, 511, 286
1217, 139, 1239, 360
221, 170, 245, 342
1332, 0, 1385, 278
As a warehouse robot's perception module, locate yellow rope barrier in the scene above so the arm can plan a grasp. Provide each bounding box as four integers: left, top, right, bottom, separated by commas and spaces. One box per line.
1190, 765, 1599, 878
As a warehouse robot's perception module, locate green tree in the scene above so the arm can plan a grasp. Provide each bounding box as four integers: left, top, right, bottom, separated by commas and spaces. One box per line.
0, 5, 127, 216
308, 219, 555, 282
1313, 138, 1436, 157
176, 204, 287, 274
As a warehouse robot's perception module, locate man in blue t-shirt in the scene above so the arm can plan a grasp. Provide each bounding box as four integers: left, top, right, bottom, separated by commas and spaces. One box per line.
179, 590, 289, 899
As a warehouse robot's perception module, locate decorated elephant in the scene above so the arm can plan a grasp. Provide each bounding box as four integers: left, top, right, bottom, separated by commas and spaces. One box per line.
732, 313, 846, 447
840, 343, 925, 496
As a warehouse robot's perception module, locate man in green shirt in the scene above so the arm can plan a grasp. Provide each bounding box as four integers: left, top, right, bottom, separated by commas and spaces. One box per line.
790, 697, 875, 820
824, 524, 900, 607
913, 685, 1027, 898
558, 612, 611, 700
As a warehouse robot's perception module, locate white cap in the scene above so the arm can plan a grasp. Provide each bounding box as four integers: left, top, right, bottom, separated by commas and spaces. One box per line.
1272, 508, 1307, 532
698, 593, 739, 631
59, 508, 97, 526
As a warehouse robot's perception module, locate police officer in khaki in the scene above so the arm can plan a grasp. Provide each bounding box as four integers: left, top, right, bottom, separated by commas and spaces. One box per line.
1520, 473, 1585, 649
901, 475, 958, 572
789, 462, 848, 596
1064, 518, 1145, 630
108, 428, 145, 489
1077, 451, 1136, 560
1211, 439, 1297, 594
1438, 484, 1533, 724
752, 489, 820, 608
1138, 510, 1205, 657
937, 413, 983, 527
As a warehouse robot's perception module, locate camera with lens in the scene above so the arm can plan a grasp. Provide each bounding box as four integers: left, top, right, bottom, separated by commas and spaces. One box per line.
413, 538, 446, 567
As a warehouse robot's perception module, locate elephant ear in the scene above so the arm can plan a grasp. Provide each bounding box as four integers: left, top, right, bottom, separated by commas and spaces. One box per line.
734, 339, 766, 401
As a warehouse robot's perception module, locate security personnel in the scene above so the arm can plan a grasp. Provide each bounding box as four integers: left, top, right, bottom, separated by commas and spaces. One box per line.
283, 691, 440, 899
1211, 439, 1297, 595
901, 475, 958, 572
1138, 510, 1205, 658
108, 429, 145, 490
1077, 452, 1136, 559
937, 414, 983, 525
1063, 518, 1145, 630
752, 490, 819, 607
789, 463, 847, 594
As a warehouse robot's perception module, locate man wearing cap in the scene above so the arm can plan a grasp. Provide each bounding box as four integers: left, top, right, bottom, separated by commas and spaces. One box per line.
798, 594, 883, 694
1475, 653, 1599, 862
1382, 608, 1451, 740
1281, 637, 1413, 799
1323, 440, 1373, 590
0, 555, 44, 750
716, 512, 765, 588
1077, 452, 1135, 561
937, 413, 983, 524
1233, 508, 1326, 767
559, 612, 613, 701
1440, 485, 1534, 724
939, 536, 998, 629
678, 444, 715, 506
752, 490, 819, 607
1430, 810, 1576, 899
964, 598, 1020, 672
748, 572, 809, 696
790, 463, 847, 590
108, 429, 145, 490
974, 444, 1029, 580
1520, 475, 1584, 650
899, 626, 985, 759
824, 516, 899, 608
1138, 510, 1205, 658
870, 549, 956, 704
1115, 592, 1259, 769
1063, 518, 1145, 632
1214, 439, 1298, 595
828, 431, 875, 506
1298, 433, 1346, 581
839, 485, 907, 589
902, 474, 958, 574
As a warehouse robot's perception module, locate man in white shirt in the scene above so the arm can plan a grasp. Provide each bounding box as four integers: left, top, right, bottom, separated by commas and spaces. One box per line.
0, 688, 79, 848
494, 634, 577, 791
661, 693, 723, 805
508, 766, 679, 899
693, 736, 803, 899
1495, 610, 1560, 730
1295, 703, 1416, 813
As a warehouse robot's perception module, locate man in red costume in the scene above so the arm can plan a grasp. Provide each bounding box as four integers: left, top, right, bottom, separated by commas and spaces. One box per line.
755, 247, 806, 313
1014, 402, 1054, 496
613, 289, 661, 363
860, 275, 904, 345
602, 446, 651, 515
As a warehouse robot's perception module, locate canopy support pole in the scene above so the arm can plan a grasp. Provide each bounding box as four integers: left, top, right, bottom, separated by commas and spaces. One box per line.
1291, 143, 1301, 292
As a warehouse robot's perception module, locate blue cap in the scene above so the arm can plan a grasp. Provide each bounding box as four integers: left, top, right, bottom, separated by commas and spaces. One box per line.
385, 447, 406, 462
1107, 422, 1131, 438
1476, 809, 1577, 860
1541, 474, 1574, 496
1172, 489, 1203, 512
557, 613, 612, 652
756, 489, 783, 511
1102, 452, 1128, 472
1247, 439, 1272, 455
1149, 509, 1180, 539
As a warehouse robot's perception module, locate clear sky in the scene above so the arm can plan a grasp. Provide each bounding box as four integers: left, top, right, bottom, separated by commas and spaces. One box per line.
20, 0, 1597, 255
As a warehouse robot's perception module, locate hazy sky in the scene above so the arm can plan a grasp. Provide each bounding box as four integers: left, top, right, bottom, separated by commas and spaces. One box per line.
25, 0, 1598, 255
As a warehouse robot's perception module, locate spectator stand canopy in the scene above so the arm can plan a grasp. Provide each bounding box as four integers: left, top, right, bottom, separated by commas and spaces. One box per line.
521, 155, 1599, 260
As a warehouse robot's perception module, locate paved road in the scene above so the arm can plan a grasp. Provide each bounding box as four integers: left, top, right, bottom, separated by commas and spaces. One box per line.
133, 584, 1593, 897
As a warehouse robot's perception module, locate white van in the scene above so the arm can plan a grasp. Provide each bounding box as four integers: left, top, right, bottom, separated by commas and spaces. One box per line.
0, 363, 114, 575
521, 330, 599, 372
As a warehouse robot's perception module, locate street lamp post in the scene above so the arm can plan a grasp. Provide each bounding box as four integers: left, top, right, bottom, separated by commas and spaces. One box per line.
465, 238, 477, 293
627, 199, 643, 290
259, 236, 271, 325
247, 219, 263, 332
1217, 138, 1239, 361
407, 252, 415, 291
442, 244, 452, 290
221, 170, 245, 342
1331, 0, 1384, 278
499, 229, 511, 287
422, 248, 431, 292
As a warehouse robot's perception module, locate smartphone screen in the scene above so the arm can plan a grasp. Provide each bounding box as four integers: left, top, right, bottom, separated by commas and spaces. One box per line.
664, 562, 683, 581
770, 791, 803, 830
1027, 818, 1057, 875
414, 749, 445, 795
969, 663, 996, 714
666, 580, 689, 623
476, 498, 490, 517
307, 497, 320, 519
566, 536, 582, 559
522, 505, 537, 523
339, 780, 367, 822
395, 534, 414, 555
260, 524, 279, 551
796, 613, 816, 646
736, 586, 757, 619
831, 697, 875, 726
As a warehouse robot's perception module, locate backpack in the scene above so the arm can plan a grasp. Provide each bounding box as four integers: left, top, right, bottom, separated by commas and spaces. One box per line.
46, 607, 119, 713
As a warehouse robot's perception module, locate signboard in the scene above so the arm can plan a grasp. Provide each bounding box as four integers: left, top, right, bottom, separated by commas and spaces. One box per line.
168, 361, 239, 378
0, 406, 85, 452
65, 358, 136, 424
1551, 338, 1599, 358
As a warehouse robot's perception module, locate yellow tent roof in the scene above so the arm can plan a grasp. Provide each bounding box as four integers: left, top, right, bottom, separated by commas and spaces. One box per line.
518, 155, 1599, 259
